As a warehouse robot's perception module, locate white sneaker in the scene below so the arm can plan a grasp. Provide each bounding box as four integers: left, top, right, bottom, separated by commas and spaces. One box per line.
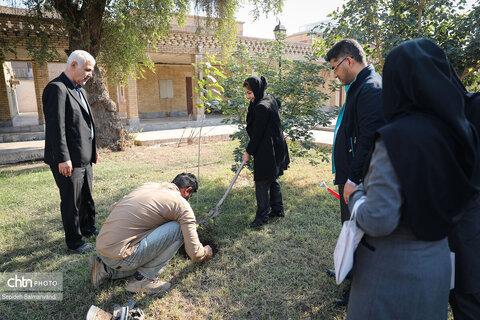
125, 277, 171, 294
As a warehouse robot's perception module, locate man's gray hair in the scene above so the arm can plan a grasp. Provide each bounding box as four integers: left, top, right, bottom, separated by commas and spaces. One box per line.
66, 50, 96, 70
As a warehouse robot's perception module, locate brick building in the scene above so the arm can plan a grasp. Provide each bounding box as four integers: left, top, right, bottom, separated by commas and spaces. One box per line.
0, 6, 341, 130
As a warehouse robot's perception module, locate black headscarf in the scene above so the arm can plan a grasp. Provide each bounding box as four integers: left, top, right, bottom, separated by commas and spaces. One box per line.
246, 76, 268, 107
449, 62, 480, 186
379, 38, 480, 241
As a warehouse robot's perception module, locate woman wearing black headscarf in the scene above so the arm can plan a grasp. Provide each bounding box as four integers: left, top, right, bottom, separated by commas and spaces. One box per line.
448, 64, 480, 320
242, 76, 290, 228
345, 39, 479, 319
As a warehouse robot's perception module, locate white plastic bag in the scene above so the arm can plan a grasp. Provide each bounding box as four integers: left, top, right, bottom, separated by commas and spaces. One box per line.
334, 196, 366, 284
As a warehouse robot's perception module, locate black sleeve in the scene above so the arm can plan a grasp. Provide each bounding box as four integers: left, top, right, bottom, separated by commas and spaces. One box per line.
43, 83, 70, 163
246, 105, 270, 156
348, 84, 385, 184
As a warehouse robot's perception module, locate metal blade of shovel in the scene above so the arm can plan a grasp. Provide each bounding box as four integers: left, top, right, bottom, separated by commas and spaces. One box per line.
197, 159, 246, 225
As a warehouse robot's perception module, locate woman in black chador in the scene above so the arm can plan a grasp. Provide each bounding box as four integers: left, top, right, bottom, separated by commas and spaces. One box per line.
242, 76, 290, 228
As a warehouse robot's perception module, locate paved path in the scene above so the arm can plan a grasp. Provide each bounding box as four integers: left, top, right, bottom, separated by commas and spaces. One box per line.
134, 124, 239, 146
0, 140, 45, 165
0, 123, 334, 165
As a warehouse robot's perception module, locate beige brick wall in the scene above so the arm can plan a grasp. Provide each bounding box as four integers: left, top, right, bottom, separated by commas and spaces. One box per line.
32, 61, 50, 122
0, 63, 10, 121
136, 65, 195, 116
0, 13, 69, 61
126, 76, 139, 119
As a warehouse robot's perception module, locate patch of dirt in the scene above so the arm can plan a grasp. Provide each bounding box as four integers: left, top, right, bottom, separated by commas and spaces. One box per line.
177, 238, 218, 258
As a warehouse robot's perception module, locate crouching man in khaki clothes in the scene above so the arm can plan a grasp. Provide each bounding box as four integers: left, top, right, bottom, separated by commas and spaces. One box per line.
89, 173, 213, 293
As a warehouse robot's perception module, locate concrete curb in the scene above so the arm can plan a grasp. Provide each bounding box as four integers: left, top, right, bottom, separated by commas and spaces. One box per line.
0, 140, 44, 165
0, 125, 334, 165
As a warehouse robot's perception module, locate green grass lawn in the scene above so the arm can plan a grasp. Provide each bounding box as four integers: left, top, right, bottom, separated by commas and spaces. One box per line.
0, 140, 349, 319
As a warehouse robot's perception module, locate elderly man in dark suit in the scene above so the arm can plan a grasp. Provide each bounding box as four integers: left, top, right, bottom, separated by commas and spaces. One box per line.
43, 50, 98, 254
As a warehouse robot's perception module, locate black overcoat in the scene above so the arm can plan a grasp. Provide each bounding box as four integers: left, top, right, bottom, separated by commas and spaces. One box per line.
246, 93, 289, 181
333, 65, 384, 185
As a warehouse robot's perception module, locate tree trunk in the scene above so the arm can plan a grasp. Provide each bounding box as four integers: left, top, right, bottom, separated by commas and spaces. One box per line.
54, 0, 124, 149
84, 67, 123, 149
417, 0, 426, 33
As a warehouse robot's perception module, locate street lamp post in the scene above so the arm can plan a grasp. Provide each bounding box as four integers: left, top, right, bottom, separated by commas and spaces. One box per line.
273, 21, 286, 78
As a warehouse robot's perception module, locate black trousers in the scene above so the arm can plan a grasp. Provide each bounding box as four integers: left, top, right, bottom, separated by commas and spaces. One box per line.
338, 184, 351, 223
338, 183, 352, 295
51, 164, 96, 249
254, 178, 283, 222
450, 290, 480, 320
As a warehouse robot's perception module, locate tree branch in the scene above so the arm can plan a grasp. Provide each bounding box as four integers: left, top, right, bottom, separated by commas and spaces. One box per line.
417, 0, 426, 33
461, 61, 480, 80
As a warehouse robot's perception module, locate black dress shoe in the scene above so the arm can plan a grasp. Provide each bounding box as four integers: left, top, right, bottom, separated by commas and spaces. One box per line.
334, 290, 350, 307
268, 210, 285, 218
84, 229, 99, 238
249, 219, 268, 228
68, 243, 95, 254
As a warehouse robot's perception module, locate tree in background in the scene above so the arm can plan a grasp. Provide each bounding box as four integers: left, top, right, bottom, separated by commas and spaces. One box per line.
196, 39, 336, 173
2, 0, 283, 148
314, 0, 480, 89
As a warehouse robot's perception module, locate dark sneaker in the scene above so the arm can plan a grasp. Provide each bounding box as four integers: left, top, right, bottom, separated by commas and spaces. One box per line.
249, 219, 268, 228
68, 243, 95, 254
268, 210, 285, 218
84, 229, 100, 238
334, 290, 350, 307
326, 269, 336, 278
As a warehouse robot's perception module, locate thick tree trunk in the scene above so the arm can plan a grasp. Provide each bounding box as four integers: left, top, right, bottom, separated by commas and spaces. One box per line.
54, 0, 124, 150
84, 67, 123, 149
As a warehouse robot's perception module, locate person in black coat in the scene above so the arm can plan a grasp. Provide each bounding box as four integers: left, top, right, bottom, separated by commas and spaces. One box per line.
325, 39, 385, 306
43, 50, 98, 254
242, 76, 290, 228
448, 64, 480, 320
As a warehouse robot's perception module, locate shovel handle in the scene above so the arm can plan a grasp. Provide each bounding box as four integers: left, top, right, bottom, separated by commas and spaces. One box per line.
198, 159, 246, 224
214, 159, 246, 211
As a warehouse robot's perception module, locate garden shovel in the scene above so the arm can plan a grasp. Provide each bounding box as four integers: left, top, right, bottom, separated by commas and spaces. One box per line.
197, 159, 246, 225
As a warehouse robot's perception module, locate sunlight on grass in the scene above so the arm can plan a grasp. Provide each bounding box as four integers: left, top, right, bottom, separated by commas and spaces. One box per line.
0, 141, 350, 319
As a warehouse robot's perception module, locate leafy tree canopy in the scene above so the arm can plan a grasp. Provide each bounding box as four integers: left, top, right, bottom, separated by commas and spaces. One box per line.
314, 0, 480, 89
4, 0, 284, 83
195, 37, 336, 173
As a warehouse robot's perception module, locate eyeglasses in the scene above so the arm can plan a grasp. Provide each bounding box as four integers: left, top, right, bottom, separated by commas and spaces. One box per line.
332, 57, 348, 73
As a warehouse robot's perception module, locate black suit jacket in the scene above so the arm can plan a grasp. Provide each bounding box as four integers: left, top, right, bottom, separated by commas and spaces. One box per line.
43, 72, 97, 167
246, 93, 290, 181
334, 65, 384, 185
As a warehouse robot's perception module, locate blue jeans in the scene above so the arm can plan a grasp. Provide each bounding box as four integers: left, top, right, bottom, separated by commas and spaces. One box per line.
98, 221, 184, 280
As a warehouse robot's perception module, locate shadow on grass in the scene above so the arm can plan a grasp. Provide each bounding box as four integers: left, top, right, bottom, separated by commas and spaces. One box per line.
122, 180, 348, 319
0, 163, 50, 177
0, 167, 347, 319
